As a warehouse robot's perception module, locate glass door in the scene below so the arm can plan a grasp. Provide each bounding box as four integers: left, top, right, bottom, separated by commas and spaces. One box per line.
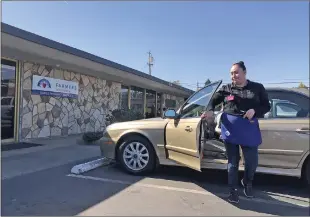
156, 93, 162, 117
145, 90, 156, 119
1, 59, 17, 141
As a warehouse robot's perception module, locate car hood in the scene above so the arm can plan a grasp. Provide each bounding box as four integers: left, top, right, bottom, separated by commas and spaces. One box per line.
107, 117, 170, 130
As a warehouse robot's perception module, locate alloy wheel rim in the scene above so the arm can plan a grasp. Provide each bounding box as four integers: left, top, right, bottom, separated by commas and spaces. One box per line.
123, 142, 150, 171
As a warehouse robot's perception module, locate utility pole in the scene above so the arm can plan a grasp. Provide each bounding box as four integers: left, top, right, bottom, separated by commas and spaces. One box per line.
147, 51, 154, 75
197, 81, 199, 91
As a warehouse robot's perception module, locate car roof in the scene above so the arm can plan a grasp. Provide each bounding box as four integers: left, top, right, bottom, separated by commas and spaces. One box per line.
266, 87, 309, 97
215, 85, 309, 97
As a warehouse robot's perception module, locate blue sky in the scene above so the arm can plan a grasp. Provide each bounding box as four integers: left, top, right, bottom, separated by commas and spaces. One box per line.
2, 1, 309, 90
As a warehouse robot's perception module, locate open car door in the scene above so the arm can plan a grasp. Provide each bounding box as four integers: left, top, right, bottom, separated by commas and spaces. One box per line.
164, 80, 223, 171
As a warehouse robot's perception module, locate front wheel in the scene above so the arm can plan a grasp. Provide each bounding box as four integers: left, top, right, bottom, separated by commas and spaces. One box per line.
118, 136, 156, 175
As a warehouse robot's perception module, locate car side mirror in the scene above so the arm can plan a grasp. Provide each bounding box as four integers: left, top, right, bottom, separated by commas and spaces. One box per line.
164, 109, 177, 119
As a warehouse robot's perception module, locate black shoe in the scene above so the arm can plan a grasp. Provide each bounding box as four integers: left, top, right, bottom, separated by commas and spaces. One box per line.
241, 179, 254, 198
228, 189, 239, 203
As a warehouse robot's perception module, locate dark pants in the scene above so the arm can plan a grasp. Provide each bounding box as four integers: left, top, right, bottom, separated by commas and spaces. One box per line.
225, 142, 258, 191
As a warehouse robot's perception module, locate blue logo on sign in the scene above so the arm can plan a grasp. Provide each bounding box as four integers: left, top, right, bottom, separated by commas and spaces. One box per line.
37, 79, 51, 89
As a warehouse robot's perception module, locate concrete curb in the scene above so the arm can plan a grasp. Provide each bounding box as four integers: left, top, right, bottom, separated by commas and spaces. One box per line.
70, 157, 112, 175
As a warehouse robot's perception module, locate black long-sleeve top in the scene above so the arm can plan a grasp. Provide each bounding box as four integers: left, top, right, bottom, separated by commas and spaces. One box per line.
207, 80, 271, 118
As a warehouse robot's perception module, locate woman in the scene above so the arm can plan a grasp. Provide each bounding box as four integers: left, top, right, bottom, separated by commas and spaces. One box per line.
201, 61, 271, 204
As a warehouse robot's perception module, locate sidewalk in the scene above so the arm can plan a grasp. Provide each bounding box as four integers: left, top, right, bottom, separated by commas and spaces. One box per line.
1, 135, 101, 180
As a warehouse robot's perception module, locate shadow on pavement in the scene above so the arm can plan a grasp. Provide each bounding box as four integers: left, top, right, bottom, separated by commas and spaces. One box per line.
150, 165, 310, 216
1, 160, 309, 216
1, 160, 145, 216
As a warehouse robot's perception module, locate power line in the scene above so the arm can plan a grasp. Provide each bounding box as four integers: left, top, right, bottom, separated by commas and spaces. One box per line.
196, 80, 309, 85
140, 63, 148, 73
255, 81, 309, 85
178, 81, 309, 90
221, 81, 309, 85
180, 80, 309, 85
169, 78, 309, 90
281, 78, 310, 80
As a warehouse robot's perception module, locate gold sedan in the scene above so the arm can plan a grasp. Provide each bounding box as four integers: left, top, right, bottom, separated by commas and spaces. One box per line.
100, 80, 310, 184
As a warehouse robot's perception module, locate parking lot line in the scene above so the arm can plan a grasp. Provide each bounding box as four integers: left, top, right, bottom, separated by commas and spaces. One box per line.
67, 174, 309, 208
263, 191, 309, 203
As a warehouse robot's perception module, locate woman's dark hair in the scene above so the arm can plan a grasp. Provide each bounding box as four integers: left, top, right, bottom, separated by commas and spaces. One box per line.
233, 61, 247, 72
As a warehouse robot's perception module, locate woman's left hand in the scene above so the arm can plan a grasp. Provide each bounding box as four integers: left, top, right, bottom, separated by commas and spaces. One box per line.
243, 109, 255, 120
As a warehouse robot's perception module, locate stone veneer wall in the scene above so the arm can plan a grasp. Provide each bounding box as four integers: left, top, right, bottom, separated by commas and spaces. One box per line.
163, 94, 185, 111
21, 61, 121, 139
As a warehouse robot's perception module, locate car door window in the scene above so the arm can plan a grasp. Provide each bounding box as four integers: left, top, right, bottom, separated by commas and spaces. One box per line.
265, 90, 309, 119
275, 102, 301, 118
179, 81, 221, 118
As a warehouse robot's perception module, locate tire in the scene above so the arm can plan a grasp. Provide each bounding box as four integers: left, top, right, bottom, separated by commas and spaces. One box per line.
117, 135, 156, 175
304, 158, 310, 186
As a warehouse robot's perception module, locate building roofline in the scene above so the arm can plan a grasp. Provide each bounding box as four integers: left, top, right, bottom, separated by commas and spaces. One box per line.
1, 22, 194, 95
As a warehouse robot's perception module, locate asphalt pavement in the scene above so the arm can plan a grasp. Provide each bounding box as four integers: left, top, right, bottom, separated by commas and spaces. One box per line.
2, 154, 309, 216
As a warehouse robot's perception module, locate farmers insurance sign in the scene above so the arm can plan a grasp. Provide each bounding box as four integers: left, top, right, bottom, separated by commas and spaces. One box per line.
31, 75, 79, 98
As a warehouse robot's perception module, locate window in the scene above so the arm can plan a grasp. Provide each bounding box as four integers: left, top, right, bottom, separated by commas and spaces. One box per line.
1, 97, 12, 106
130, 86, 144, 114
275, 102, 301, 118
1, 59, 17, 140
120, 85, 129, 110
145, 90, 156, 118
264, 90, 309, 119
165, 99, 176, 109
156, 93, 162, 117
179, 81, 220, 118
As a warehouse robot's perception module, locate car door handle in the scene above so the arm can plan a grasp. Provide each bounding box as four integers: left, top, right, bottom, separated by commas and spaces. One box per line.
185, 126, 193, 132
296, 128, 310, 134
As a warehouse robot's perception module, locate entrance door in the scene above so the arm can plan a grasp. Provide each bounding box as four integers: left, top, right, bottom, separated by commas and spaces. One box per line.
1, 59, 18, 141
164, 80, 222, 171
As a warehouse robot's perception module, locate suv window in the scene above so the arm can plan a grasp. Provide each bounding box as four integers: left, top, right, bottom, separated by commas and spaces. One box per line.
264, 90, 309, 118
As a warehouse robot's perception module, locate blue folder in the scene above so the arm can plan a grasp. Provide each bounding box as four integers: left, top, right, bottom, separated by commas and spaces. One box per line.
220, 112, 262, 147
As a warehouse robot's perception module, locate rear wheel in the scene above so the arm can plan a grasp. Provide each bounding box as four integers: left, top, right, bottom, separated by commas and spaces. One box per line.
118, 136, 156, 175
304, 158, 310, 186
